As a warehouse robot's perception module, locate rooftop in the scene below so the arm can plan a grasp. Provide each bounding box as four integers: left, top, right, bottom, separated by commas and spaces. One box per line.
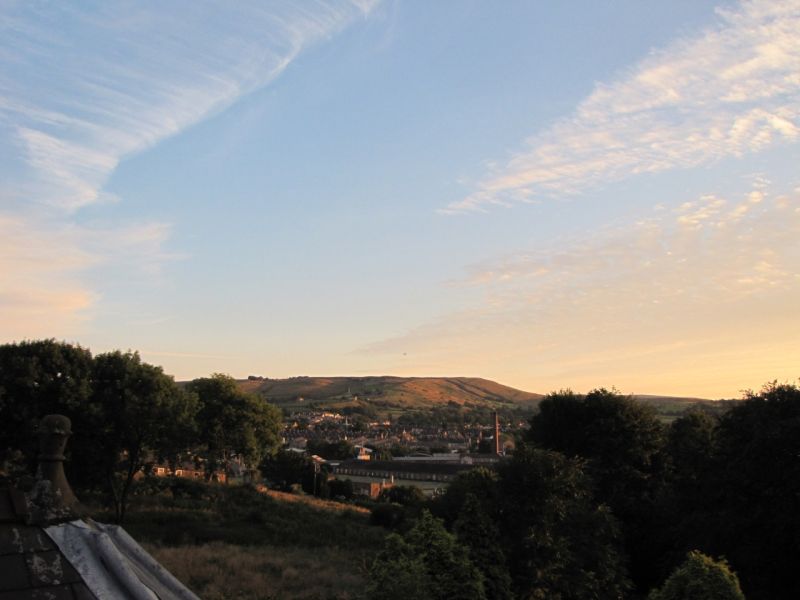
0, 415, 199, 600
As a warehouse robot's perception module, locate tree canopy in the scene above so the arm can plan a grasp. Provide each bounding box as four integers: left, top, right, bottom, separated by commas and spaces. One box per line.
527, 387, 667, 589
368, 510, 486, 600
187, 374, 282, 479
694, 382, 800, 599
0, 339, 93, 473
498, 443, 631, 599
648, 551, 745, 600
89, 350, 197, 521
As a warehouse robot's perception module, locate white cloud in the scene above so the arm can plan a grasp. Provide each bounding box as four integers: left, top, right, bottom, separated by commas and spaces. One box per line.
0, 212, 181, 338
1, 0, 377, 211
445, 0, 800, 213
372, 180, 800, 396
0, 1, 377, 341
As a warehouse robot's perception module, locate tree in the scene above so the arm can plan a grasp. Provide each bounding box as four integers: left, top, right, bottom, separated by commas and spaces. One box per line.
305, 439, 354, 460
378, 484, 426, 508
527, 388, 666, 590
328, 477, 354, 500
528, 388, 666, 511
90, 351, 198, 522
366, 533, 432, 600
498, 443, 631, 599
430, 466, 499, 527
188, 374, 282, 481
260, 449, 310, 491
648, 551, 745, 600
658, 409, 719, 575
696, 382, 800, 600
666, 409, 717, 487
0, 340, 93, 474
368, 510, 486, 600
454, 494, 513, 600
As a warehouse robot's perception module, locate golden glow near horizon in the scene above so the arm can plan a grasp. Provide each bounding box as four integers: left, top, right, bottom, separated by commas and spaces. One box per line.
359, 185, 800, 399
2, 1, 798, 399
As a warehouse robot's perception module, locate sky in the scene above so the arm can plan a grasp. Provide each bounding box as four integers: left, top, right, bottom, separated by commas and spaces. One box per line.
1, 0, 798, 399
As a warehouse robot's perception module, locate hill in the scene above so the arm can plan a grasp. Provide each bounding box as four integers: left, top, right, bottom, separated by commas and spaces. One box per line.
118, 480, 384, 600
633, 394, 732, 422
237, 375, 544, 413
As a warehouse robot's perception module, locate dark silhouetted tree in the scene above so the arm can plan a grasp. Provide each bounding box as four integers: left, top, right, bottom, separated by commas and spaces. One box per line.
498, 443, 631, 599
368, 510, 486, 600
454, 493, 513, 600
527, 387, 666, 590
648, 550, 745, 600
430, 466, 499, 527
259, 449, 310, 491
0, 340, 93, 474
91, 351, 197, 522
698, 381, 800, 600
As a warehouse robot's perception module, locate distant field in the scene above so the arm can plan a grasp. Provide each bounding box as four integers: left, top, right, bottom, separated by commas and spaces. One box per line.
633, 394, 732, 423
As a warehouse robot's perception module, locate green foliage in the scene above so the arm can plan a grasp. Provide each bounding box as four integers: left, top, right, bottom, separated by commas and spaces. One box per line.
365, 534, 432, 600
430, 466, 499, 527
378, 484, 426, 507
693, 381, 800, 599
370, 502, 407, 530
305, 439, 354, 460
666, 409, 717, 484
120, 480, 384, 552
528, 388, 666, 509
648, 551, 745, 600
0, 342, 196, 523
498, 443, 631, 599
327, 478, 354, 500
454, 494, 513, 600
368, 510, 486, 600
188, 374, 282, 477
0, 339, 93, 471
527, 387, 667, 590
260, 449, 310, 491
89, 350, 198, 522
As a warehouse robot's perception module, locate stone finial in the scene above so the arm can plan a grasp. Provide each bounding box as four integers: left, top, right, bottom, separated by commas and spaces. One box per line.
27, 414, 78, 522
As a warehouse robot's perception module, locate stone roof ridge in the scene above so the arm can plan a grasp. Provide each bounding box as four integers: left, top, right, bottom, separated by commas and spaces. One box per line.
45, 519, 201, 600
0, 415, 201, 600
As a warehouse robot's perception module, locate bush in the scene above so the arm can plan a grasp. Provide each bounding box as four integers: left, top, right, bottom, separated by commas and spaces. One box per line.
648, 551, 745, 600
370, 503, 407, 530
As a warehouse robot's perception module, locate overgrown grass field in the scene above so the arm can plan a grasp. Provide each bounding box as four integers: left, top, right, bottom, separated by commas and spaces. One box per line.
98, 478, 386, 599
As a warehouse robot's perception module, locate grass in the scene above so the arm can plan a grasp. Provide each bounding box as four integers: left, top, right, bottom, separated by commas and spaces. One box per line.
96, 478, 387, 599
238, 375, 543, 412
144, 542, 366, 600
263, 489, 370, 515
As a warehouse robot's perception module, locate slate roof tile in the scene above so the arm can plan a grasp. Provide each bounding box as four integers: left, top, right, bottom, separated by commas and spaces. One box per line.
25, 550, 82, 587
0, 554, 30, 591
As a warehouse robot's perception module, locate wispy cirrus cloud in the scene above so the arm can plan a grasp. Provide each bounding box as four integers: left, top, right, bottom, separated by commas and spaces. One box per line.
1, 0, 378, 211
372, 180, 800, 397
444, 0, 800, 213
0, 1, 377, 339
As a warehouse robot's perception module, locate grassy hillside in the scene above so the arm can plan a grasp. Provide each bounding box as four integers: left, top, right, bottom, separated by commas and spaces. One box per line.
115, 479, 385, 600
238, 375, 543, 413
233, 375, 720, 419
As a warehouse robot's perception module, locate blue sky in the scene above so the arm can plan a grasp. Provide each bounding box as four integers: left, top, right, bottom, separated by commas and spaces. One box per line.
2, 1, 798, 398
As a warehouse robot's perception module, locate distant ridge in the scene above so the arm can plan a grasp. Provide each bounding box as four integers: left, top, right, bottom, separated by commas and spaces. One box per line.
236, 375, 543, 412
